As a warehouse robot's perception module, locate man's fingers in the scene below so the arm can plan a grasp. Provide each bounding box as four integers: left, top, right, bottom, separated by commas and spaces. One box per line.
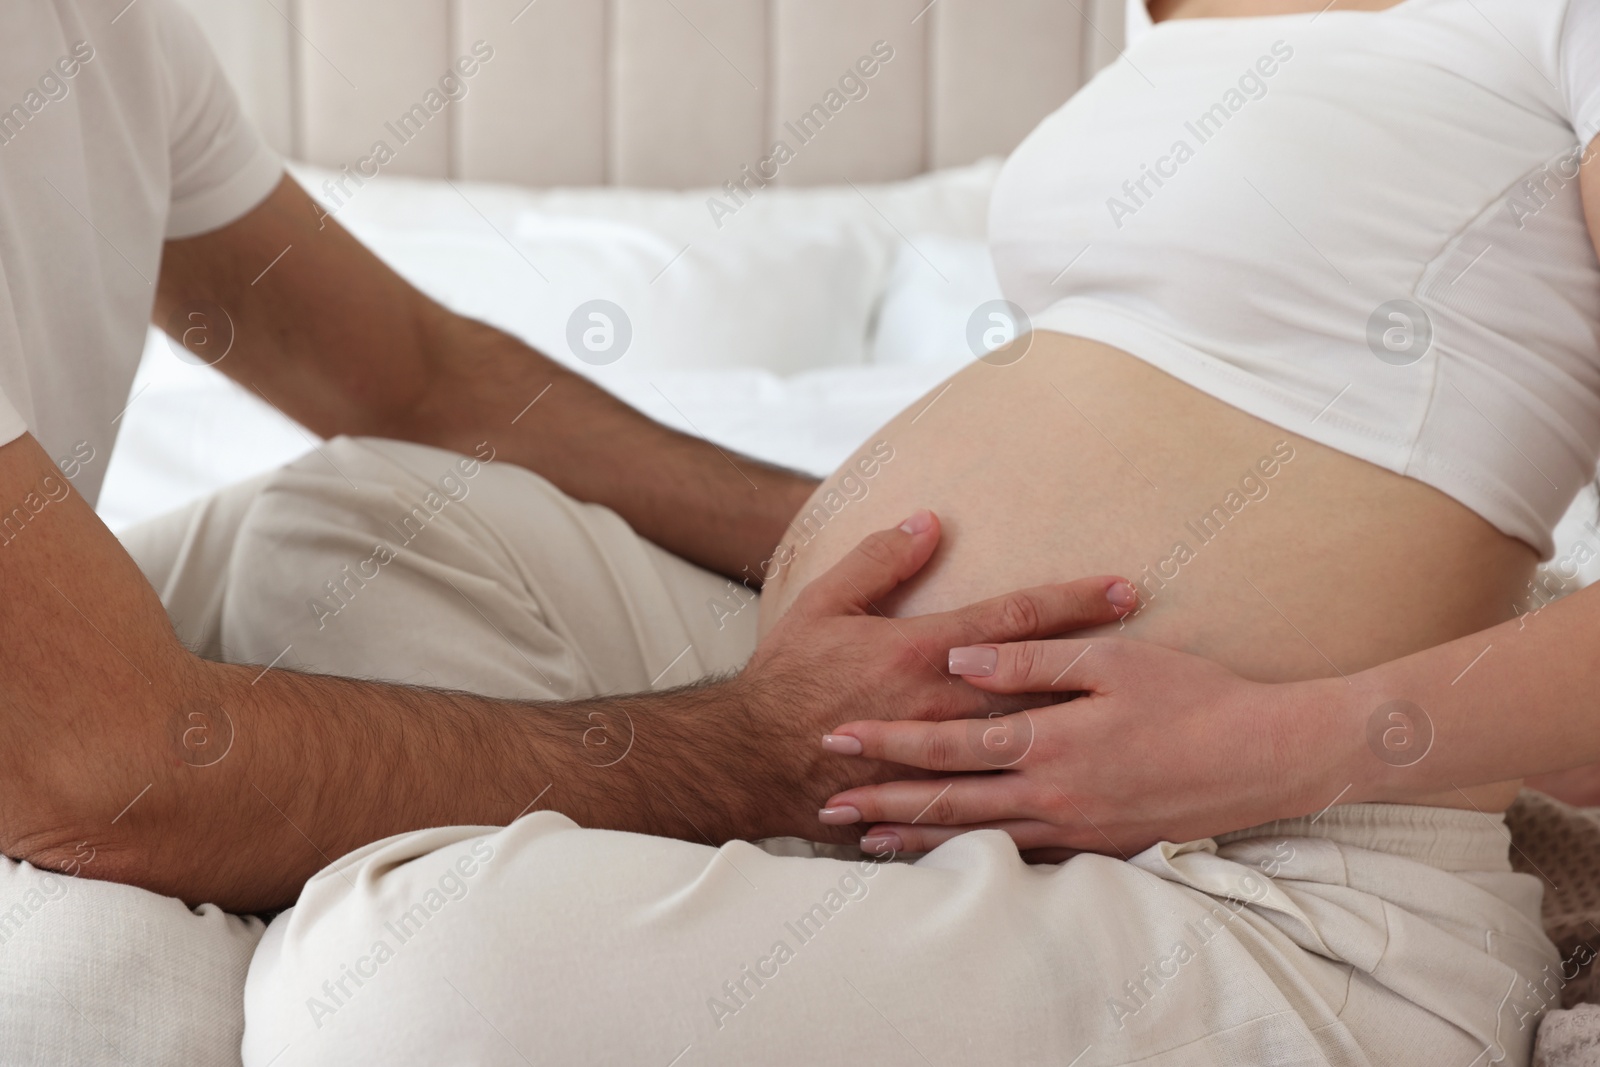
824, 713, 1037, 772
860, 820, 1074, 856
913, 577, 1136, 652
819, 774, 1040, 829
946, 638, 1112, 695
788, 510, 940, 620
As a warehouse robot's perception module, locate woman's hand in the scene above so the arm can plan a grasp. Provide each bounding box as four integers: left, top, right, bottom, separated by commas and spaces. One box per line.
818, 637, 1353, 857
730, 511, 1144, 843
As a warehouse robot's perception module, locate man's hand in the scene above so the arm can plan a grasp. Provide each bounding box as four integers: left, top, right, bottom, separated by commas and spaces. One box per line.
156, 175, 814, 583
724, 510, 1139, 843
816, 635, 1340, 857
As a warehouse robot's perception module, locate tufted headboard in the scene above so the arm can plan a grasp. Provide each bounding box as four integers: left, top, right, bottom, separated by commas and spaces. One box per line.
179, 0, 1127, 189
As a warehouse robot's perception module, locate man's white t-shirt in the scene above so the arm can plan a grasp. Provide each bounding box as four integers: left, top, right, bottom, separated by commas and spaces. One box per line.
0, 0, 282, 503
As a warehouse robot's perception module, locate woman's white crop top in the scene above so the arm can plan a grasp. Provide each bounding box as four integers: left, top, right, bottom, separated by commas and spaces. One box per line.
989, 0, 1600, 557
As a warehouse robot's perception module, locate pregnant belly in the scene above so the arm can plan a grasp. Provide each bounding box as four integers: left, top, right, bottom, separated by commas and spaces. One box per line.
758, 333, 1536, 812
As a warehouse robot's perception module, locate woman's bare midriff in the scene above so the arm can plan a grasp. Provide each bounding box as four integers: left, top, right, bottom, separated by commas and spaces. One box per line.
759, 333, 1535, 814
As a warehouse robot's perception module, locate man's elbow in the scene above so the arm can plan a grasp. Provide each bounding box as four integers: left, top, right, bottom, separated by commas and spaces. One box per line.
2, 759, 171, 900
7, 835, 140, 891
0, 654, 228, 902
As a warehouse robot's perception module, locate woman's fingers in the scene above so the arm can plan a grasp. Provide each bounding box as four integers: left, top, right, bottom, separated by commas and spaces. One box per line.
859, 820, 1072, 856
825, 711, 1039, 772
820, 774, 1040, 830
945, 637, 1118, 694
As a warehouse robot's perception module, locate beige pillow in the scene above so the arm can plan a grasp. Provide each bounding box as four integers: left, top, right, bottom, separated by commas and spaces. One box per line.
0, 858, 264, 1065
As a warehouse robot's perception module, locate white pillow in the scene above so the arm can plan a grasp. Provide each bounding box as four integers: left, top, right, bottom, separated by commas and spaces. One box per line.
342, 215, 889, 377
869, 234, 1005, 366
0, 858, 264, 1065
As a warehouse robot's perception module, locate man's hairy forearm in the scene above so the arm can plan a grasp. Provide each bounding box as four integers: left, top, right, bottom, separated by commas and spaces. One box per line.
405, 311, 817, 583
42, 655, 783, 913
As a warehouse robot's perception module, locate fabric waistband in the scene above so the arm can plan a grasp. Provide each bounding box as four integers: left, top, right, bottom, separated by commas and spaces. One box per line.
1214, 802, 1513, 873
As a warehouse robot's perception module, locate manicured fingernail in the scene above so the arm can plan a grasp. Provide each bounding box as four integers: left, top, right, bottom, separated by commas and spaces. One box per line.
861, 833, 902, 855
899, 509, 933, 535
1107, 580, 1138, 610
948, 645, 998, 677
821, 734, 863, 755
819, 806, 862, 825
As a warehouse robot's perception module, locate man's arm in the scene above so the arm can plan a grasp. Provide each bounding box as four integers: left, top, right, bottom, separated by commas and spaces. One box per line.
1, 429, 1132, 910
153, 175, 812, 583
2, 430, 762, 911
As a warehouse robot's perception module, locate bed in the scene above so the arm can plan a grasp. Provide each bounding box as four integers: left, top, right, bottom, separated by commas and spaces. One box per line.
9, 1, 1600, 1063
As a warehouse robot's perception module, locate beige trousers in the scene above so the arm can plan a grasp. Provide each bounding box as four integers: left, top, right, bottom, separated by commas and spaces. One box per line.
126, 438, 1560, 1067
